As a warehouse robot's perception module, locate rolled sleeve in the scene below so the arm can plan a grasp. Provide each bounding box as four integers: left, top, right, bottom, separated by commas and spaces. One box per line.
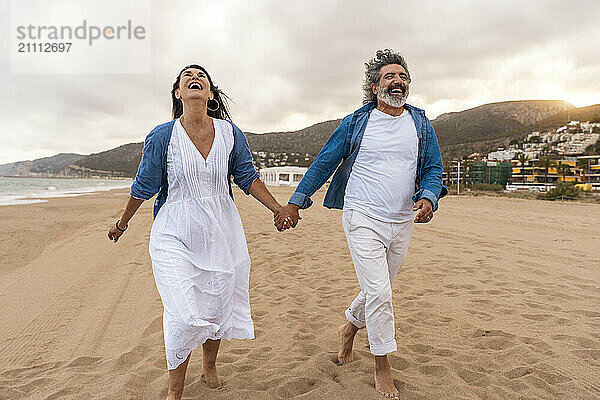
287, 116, 350, 209
229, 122, 260, 194
413, 118, 447, 212
288, 191, 313, 209
412, 188, 440, 212
130, 133, 163, 200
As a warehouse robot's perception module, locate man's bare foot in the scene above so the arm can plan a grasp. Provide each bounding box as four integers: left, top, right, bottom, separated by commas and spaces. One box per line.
374, 356, 399, 399
337, 322, 358, 365
202, 366, 222, 389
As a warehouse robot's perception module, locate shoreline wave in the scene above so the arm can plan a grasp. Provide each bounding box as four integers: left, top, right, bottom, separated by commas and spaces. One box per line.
0, 179, 131, 206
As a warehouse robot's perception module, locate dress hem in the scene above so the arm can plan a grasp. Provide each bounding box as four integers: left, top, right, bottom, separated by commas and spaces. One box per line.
166, 327, 255, 370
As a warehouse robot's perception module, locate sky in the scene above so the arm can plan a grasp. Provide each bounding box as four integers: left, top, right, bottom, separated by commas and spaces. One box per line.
1, 0, 599, 164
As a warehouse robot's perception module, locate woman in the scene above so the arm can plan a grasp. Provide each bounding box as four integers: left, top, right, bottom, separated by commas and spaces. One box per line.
107, 64, 287, 400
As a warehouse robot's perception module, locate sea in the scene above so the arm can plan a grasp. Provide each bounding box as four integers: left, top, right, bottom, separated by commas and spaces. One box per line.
0, 177, 132, 206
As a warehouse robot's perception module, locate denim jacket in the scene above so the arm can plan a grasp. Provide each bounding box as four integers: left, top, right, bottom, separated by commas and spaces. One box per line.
289, 102, 448, 211
130, 119, 260, 218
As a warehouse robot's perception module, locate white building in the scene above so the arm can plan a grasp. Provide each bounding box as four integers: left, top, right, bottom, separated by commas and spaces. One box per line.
487, 148, 523, 161
260, 166, 308, 187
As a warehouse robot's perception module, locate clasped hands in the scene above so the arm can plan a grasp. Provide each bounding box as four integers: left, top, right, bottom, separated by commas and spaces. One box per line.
274, 203, 301, 231
273, 199, 432, 231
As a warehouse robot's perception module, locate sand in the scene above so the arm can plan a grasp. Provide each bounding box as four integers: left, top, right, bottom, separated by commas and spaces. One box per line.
0, 187, 599, 400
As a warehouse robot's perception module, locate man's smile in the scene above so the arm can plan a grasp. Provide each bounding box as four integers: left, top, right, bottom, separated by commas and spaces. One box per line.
388, 84, 405, 95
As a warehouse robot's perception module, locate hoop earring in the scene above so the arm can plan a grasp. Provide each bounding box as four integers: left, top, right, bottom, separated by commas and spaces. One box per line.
207, 98, 219, 112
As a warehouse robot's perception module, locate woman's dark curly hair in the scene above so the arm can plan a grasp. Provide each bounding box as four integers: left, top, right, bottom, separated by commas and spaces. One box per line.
171, 64, 232, 120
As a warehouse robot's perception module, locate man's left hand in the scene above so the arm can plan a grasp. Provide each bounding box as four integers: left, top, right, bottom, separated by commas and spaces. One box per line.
413, 199, 433, 223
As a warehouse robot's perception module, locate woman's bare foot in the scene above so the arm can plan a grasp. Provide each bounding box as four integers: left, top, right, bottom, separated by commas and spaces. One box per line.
337, 322, 358, 365
167, 353, 190, 400
374, 356, 399, 399
202, 339, 222, 388
202, 366, 222, 389
166, 388, 183, 400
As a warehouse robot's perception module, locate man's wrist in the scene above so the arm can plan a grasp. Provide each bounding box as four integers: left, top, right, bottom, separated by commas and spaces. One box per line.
287, 203, 300, 211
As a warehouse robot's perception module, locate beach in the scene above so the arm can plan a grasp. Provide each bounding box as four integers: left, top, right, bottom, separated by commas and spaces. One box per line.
0, 187, 599, 400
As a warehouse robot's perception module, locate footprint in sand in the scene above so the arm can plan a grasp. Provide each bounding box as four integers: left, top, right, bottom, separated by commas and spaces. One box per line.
141, 316, 162, 338
229, 347, 251, 355
503, 366, 534, 379
571, 349, 600, 361
272, 377, 323, 398
457, 367, 490, 387
388, 355, 410, 370
418, 364, 447, 376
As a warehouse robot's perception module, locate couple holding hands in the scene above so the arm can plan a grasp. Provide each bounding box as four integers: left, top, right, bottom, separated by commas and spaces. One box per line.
108, 49, 446, 400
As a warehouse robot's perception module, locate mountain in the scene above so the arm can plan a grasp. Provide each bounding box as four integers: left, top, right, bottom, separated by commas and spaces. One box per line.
245, 120, 341, 156
0, 153, 83, 176
244, 100, 574, 159
71, 143, 143, 178
437, 103, 600, 160
2, 100, 589, 178
525, 103, 600, 131
432, 100, 573, 145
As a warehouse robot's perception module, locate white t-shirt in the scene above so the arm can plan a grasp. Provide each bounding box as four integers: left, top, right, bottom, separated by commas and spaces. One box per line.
343, 108, 418, 223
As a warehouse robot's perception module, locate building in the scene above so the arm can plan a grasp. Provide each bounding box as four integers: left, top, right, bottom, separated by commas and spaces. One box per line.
487, 148, 523, 161
444, 161, 512, 186
260, 166, 308, 187
576, 155, 600, 187
509, 155, 600, 192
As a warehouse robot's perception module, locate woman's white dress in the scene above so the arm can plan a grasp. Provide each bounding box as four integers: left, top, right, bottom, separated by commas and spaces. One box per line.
149, 118, 254, 370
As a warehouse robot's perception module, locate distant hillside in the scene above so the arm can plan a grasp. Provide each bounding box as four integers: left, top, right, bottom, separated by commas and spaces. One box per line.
72, 143, 143, 177
0, 153, 83, 176
526, 103, 600, 131
436, 103, 599, 160
433, 100, 573, 145
2, 100, 588, 178
248, 100, 574, 155
246, 120, 341, 155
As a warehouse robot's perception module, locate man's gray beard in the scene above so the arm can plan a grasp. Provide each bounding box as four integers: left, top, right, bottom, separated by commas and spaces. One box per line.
377, 85, 409, 108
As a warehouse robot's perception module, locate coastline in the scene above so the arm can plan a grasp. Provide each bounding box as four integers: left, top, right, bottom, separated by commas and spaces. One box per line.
0, 175, 131, 180
0, 177, 132, 206
1, 187, 599, 399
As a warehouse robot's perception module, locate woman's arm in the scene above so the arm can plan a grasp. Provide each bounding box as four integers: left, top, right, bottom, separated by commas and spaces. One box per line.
247, 178, 282, 214
107, 196, 145, 243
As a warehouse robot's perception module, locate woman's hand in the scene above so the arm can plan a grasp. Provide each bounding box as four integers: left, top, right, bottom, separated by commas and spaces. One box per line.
274, 204, 301, 231
107, 221, 127, 243
108, 197, 144, 243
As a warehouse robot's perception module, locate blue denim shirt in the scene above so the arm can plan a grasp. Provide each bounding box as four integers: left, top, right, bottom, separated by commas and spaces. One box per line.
130, 119, 260, 218
289, 102, 448, 211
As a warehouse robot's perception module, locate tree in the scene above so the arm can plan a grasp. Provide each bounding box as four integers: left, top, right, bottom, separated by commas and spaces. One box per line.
462, 159, 473, 185
516, 153, 529, 184
556, 163, 572, 182
443, 161, 453, 185
545, 182, 581, 200
577, 158, 589, 184
537, 155, 556, 187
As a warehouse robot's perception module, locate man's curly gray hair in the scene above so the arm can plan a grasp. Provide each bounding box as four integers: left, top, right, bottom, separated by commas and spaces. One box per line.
362, 49, 411, 104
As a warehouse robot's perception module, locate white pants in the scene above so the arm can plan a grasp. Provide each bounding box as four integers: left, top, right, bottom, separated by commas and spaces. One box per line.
342, 209, 414, 356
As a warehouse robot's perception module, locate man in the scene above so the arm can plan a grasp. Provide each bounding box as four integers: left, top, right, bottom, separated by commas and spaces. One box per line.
275, 49, 447, 399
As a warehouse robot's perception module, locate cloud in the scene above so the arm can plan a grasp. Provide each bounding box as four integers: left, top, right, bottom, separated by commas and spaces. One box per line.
1, 0, 599, 164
